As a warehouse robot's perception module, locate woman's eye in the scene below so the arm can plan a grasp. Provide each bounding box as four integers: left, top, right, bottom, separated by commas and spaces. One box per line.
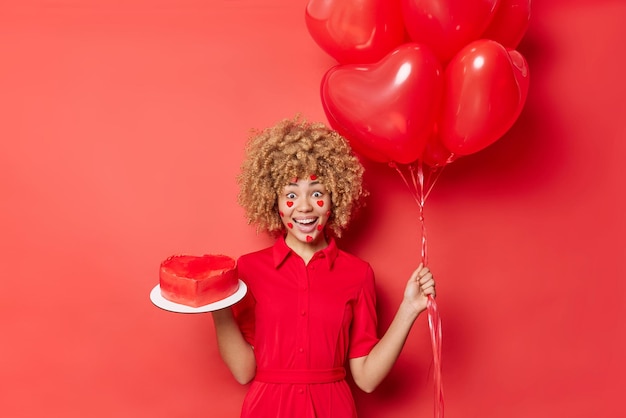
286, 193, 296, 199
312, 191, 323, 198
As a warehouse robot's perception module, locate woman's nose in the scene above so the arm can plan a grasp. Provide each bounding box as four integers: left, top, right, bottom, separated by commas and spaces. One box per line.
296, 197, 313, 211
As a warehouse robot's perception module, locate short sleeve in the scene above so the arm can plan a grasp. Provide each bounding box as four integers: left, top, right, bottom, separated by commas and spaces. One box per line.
232, 289, 256, 346
348, 265, 380, 358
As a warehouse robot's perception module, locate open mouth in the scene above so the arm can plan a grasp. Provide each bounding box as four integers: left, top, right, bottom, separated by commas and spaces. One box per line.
293, 217, 318, 232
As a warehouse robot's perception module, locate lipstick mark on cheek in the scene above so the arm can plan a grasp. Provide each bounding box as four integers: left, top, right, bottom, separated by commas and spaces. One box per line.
286, 201, 294, 207
306, 235, 313, 242
317, 225, 323, 231
287, 223, 293, 229
317, 200, 324, 207
279, 211, 284, 217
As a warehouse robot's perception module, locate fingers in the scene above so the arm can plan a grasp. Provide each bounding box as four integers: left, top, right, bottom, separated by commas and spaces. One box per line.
408, 264, 436, 292
421, 278, 436, 297
417, 266, 436, 297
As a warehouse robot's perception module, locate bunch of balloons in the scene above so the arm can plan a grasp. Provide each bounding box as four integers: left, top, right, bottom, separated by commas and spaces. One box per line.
306, 2, 531, 417
307, 0, 530, 170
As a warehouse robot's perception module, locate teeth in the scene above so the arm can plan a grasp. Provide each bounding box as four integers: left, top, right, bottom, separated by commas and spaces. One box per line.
295, 219, 316, 225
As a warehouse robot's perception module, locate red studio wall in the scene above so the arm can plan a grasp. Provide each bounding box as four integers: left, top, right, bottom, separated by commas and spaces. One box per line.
1, 1, 624, 417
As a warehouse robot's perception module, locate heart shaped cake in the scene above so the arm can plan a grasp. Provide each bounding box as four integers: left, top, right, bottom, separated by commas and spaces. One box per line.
159, 254, 238, 308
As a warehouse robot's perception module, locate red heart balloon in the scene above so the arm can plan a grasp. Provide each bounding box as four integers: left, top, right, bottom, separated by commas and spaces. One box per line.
401, 0, 500, 63
439, 39, 530, 156
321, 43, 444, 164
305, 0, 407, 64
481, 0, 531, 49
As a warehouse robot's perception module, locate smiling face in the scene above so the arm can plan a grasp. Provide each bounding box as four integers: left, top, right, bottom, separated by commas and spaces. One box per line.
277, 175, 332, 252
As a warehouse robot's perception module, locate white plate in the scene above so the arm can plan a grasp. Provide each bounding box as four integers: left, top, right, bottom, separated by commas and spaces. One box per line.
150, 280, 247, 314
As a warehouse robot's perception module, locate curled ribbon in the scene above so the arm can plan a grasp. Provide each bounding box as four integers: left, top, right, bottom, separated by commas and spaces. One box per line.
390, 161, 444, 418
427, 295, 444, 418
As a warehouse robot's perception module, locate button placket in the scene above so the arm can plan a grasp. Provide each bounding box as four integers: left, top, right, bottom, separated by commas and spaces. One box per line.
295, 262, 310, 366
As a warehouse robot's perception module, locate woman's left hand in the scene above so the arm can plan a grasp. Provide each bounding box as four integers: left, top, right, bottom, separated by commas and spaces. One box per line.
403, 263, 436, 314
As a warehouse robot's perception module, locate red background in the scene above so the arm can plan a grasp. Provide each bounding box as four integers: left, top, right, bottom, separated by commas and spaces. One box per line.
1, 1, 624, 417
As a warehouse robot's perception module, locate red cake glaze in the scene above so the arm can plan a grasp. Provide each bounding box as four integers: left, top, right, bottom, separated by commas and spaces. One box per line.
159, 254, 238, 307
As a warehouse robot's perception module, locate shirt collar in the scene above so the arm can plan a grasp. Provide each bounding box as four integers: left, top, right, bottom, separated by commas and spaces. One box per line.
273, 235, 338, 269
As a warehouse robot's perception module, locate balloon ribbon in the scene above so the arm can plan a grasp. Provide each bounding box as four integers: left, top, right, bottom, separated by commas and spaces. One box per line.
427, 295, 443, 418
390, 160, 444, 418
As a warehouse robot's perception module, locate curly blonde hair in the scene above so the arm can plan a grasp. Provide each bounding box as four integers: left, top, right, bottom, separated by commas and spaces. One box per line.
237, 116, 368, 238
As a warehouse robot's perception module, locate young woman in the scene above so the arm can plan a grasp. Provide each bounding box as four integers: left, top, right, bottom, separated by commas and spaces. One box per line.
211, 117, 436, 417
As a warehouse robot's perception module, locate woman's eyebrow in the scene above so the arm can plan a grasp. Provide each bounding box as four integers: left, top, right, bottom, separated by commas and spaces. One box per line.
286, 180, 321, 186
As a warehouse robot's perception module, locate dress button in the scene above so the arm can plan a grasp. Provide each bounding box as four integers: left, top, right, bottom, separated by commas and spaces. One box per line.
299, 347, 304, 353
301, 310, 306, 316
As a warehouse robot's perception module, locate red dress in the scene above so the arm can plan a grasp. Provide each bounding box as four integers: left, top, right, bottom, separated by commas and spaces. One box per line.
234, 237, 380, 418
